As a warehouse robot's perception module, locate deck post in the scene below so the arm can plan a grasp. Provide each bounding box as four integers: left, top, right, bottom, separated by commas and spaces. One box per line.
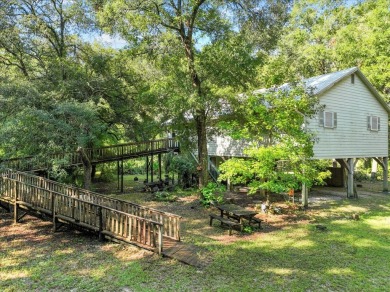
120, 159, 124, 193
13, 181, 19, 223
146, 156, 149, 183
347, 158, 355, 198
158, 154, 162, 181
383, 157, 388, 193
176, 218, 181, 241
151, 154, 154, 183
52, 194, 58, 232
50, 191, 54, 217
98, 206, 105, 241
117, 160, 120, 190
157, 225, 163, 254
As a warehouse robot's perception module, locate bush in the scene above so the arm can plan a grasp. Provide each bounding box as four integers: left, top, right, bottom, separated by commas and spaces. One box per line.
354, 170, 369, 182
94, 164, 116, 182
167, 154, 197, 188
200, 182, 225, 207
153, 191, 178, 202
124, 159, 146, 175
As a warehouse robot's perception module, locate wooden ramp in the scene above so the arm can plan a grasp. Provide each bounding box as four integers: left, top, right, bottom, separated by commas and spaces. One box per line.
162, 238, 212, 268
0, 170, 182, 255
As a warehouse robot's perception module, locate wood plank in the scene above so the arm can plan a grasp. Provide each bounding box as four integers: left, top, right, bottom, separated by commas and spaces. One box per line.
162, 239, 211, 268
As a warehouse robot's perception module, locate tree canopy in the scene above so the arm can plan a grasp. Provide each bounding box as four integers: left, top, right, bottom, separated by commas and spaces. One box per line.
258, 0, 389, 98
91, 0, 292, 187
0, 0, 388, 191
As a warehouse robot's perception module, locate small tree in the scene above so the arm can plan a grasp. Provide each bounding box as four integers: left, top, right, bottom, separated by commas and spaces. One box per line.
167, 154, 197, 188
219, 145, 330, 200
218, 84, 330, 206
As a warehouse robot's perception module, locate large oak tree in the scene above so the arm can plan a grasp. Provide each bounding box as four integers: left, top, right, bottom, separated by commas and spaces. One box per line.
92, 0, 291, 188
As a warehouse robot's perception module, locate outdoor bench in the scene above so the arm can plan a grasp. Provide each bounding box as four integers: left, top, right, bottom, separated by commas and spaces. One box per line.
248, 217, 263, 229
209, 213, 242, 235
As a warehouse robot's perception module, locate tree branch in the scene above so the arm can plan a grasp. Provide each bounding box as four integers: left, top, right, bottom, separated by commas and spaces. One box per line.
188, 0, 206, 40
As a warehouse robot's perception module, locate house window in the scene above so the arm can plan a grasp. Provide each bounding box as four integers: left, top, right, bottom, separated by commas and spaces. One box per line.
351, 74, 355, 84
368, 116, 380, 131
319, 111, 337, 128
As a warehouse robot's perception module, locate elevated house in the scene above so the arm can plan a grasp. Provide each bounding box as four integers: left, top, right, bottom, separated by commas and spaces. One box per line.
207, 67, 390, 197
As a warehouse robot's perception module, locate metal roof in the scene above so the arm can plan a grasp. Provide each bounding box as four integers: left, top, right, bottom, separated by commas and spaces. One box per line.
304, 67, 390, 112
255, 67, 390, 113
304, 67, 358, 95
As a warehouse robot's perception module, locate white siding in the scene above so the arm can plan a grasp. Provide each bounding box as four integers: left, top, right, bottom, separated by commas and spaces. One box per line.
307, 75, 388, 159
207, 135, 247, 157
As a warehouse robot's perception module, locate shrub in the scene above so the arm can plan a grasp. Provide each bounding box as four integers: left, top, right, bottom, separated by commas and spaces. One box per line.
200, 182, 225, 207
153, 191, 178, 202
354, 170, 369, 182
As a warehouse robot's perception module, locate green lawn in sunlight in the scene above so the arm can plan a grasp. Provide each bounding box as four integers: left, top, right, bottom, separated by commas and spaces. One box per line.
1, 187, 389, 291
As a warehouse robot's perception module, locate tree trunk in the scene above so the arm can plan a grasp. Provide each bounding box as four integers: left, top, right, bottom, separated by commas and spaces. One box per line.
91, 164, 97, 181
178, 9, 209, 189
301, 184, 309, 209
383, 157, 388, 192
195, 109, 209, 188
77, 147, 92, 190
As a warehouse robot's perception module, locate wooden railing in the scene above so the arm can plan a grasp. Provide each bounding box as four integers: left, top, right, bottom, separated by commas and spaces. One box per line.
1, 169, 181, 241
86, 138, 179, 163
0, 177, 164, 253
0, 138, 179, 171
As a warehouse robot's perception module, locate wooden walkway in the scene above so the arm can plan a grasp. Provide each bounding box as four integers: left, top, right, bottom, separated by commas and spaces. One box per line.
0, 138, 179, 172
0, 140, 214, 267
0, 170, 182, 255
0, 170, 213, 268
0, 139, 210, 268
162, 238, 212, 268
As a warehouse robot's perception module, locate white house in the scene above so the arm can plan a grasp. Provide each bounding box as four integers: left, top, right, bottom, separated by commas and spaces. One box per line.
305, 67, 389, 159
207, 67, 390, 196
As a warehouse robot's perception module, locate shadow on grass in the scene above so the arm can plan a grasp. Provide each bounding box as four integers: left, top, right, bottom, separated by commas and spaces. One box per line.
0, 209, 162, 291
1, 189, 389, 291
193, 193, 390, 290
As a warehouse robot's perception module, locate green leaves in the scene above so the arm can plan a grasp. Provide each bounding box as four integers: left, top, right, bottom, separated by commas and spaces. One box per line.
218, 84, 329, 194
259, 0, 389, 98
223, 84, 319, 142
0, 0, 95, 81
200, 182, 226, 207
0, 99, 107, 161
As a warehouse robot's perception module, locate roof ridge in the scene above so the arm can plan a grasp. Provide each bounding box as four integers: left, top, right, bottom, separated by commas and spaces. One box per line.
303, 67, 358, 95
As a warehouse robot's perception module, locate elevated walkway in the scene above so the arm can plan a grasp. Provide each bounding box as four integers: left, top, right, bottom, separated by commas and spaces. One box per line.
0, 138, 179, 172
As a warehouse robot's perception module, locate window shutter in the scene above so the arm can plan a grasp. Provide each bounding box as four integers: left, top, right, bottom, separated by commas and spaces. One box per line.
333, 112, 337, 128
324, 112, 333, 128
372, 116, 378, 130
368, 116, 380, 131
319, 110, 324, 127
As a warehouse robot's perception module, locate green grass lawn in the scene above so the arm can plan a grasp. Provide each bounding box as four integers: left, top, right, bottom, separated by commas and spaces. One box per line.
1, 185, 389, 291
